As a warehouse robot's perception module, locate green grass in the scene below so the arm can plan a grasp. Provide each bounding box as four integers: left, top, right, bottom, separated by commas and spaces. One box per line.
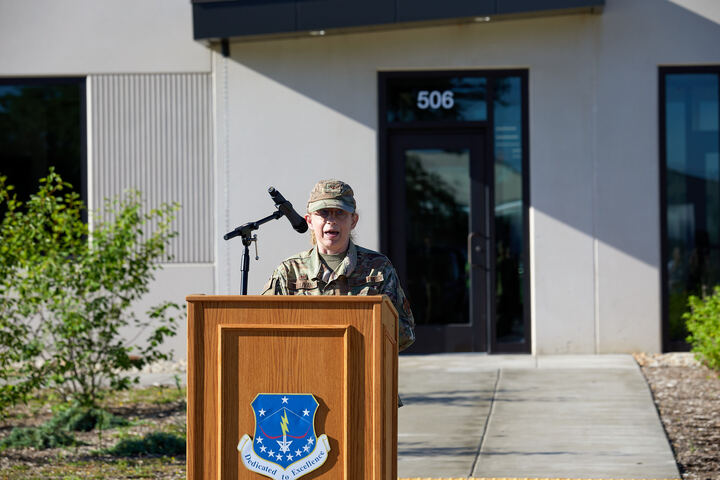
3, 384, 186, 424
0, 457, 186, 480
102, 384, 186, 408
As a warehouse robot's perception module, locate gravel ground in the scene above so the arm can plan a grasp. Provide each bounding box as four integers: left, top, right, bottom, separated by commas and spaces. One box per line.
635, 353, 720, 480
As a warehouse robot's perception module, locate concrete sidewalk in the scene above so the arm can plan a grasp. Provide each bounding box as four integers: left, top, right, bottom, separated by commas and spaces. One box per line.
398, 354, 680, 479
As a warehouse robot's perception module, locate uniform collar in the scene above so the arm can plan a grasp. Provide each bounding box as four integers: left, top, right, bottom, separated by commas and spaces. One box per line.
311, 241, 357, 283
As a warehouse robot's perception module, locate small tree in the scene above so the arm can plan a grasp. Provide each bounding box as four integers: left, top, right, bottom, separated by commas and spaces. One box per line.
0, 170, 182, 415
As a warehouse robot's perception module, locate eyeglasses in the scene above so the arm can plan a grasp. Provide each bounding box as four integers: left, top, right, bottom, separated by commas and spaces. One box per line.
312, 209, 349, 220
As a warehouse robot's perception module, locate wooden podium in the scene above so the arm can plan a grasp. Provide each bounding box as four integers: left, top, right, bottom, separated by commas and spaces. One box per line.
186, 295, 399, 480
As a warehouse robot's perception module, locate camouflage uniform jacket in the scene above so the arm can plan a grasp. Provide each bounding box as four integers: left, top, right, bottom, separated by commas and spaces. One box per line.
262, 241, 415, 351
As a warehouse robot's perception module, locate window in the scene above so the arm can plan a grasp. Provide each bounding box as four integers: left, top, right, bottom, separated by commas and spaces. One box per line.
0, 78, 85, 205
660, 67, 720, 350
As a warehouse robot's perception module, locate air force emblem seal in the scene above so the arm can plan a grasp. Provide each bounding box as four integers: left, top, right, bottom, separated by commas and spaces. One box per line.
237, 394, 331, 480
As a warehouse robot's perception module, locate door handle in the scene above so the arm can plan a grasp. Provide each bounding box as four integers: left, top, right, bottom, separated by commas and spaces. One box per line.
468, 232, 487, 268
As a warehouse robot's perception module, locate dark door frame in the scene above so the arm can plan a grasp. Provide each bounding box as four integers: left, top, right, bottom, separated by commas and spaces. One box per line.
378, 69, 531, 354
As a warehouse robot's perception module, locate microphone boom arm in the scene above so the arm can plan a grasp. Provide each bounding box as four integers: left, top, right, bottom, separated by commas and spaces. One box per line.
224, 209, 284, 295
223, 210, 284, 245
224, 187, 306, 295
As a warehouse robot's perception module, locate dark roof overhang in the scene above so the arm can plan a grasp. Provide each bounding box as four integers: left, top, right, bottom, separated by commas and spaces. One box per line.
192, 0, 604, 44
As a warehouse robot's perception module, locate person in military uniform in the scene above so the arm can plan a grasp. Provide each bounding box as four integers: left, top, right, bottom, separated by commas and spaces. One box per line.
262, 179, 415, 352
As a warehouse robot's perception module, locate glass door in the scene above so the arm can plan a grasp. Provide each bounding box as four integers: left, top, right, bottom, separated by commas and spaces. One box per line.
387, 131, 490, 352
379, 70, 529, 353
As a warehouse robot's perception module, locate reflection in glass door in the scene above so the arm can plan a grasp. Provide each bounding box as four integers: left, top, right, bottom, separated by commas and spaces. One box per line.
388, 133, 488, 352
405, 147, 471, 326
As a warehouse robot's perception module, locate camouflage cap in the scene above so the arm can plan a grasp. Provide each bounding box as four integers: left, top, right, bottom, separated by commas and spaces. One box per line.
307, 179, 356, 213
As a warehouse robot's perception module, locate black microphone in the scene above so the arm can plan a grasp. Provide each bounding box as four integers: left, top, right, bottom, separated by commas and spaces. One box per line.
268, 187, 308, 234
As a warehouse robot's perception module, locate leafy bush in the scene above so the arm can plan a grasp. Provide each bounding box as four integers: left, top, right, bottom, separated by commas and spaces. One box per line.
106, 432, 186, 456
0, 170, 183, 415
684, 286, 720, 372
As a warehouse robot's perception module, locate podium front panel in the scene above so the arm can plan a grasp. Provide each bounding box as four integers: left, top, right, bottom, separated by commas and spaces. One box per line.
187, 296, 398, 480
219, 325, 360, 479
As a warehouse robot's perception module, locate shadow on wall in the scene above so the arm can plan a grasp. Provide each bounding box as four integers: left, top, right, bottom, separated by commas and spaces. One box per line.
213, 0, 720, 271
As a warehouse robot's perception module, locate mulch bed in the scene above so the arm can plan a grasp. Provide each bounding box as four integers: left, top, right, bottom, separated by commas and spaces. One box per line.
635, 353, 720, 480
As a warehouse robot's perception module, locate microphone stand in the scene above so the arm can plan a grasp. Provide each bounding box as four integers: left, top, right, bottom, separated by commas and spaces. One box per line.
224, 210, 284, 295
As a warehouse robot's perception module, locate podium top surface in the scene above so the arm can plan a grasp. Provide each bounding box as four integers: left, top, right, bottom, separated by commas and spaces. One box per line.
187, 294, 384, 302
186, 294, 395, 311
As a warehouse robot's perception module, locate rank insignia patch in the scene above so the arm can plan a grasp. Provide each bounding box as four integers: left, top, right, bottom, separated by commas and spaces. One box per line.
238, 394, 330, 480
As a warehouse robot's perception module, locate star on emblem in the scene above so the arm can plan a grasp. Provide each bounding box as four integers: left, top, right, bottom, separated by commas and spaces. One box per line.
258, 408, 266, 416
256, 437, 263, 444
276, 453, 283, 460
295, 449, 302, 456
303, 445, 310, 452
268, 449, 274, 457
302, 409, 310, 416
281, 396, 289, 404
277, 439, 293, 453
259, 445, 266, 453
286, 454, 293, 460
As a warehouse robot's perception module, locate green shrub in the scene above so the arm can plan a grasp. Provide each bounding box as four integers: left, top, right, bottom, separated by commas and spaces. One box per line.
0, 404, 130, 451
0, 424, 78, 450
684, 286, 720, 372
106, 432, 185, 457
49, 404, 129, 432
0, 170, 183, 416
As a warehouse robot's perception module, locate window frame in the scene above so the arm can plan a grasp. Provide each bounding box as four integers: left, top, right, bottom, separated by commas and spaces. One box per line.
659, 65, 720, 352
0, 76, 87, 209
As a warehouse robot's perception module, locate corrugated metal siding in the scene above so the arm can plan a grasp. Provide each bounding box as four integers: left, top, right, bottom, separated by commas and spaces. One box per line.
89, 74, 213, 263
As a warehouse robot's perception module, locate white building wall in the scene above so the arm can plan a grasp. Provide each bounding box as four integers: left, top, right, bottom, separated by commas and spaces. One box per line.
0, 0, 210, 75
129, 264, 215, 357
216, 13, 600, 353
215, 0, 720, 354
593, 0, 720, 352
2, 0, 720, 355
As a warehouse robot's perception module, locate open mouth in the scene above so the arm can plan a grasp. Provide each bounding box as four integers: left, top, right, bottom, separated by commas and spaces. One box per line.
323, 229, 340, 239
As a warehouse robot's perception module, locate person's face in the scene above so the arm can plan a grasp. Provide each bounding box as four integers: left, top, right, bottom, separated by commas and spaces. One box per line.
305, 208, 358, 254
